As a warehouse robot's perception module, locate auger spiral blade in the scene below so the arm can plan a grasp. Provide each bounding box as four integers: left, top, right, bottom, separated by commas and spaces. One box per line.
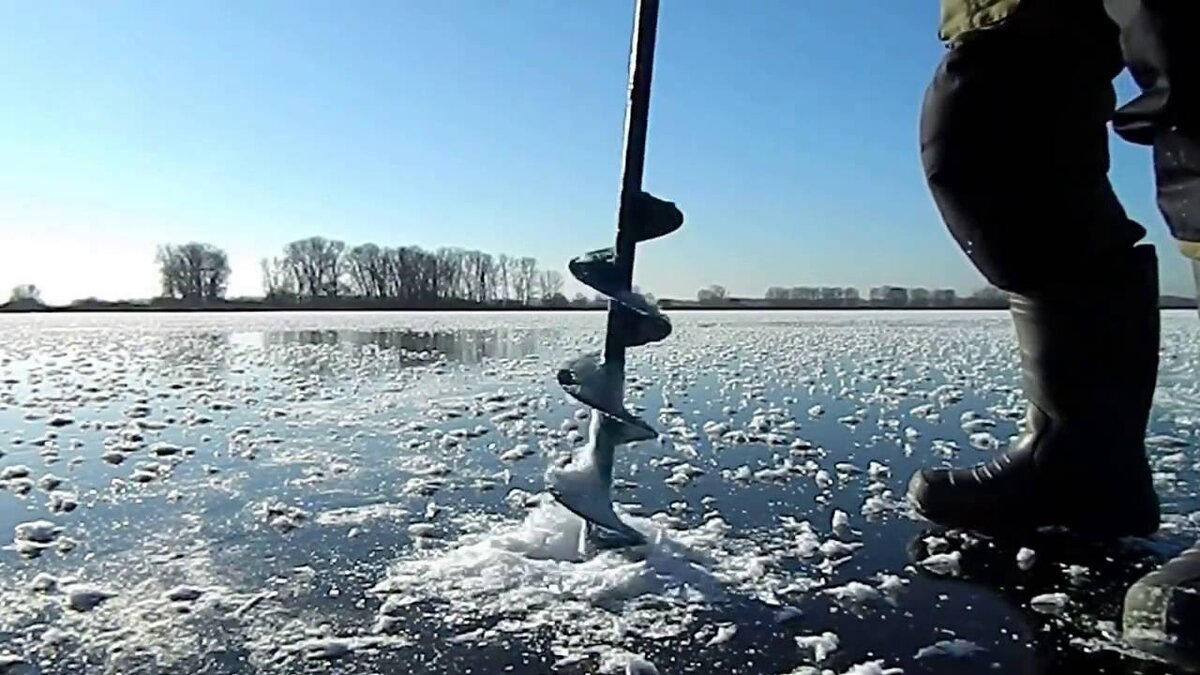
556, 353, 657, 445
568, 250, 672, 347
545, 0, 681, 549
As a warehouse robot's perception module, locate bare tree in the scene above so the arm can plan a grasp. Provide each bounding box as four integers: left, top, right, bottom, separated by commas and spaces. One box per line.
537, 269, 564, 303
458, 250, 489, 302
514, 257, 538, 304
261, 257, 295, 299
396, 246, 438, 303
157, 243, 230, 301
909, 287, 931, 307
477, 252, 496, 303
386, 246, 425, 300
343, 244, 388, 298
697, 284, 727, 304
433, 248, 463, 301
496, 254, 512, 303
9, 284, 42, 305
281, 237, 345, 298
932, 289, 957, 307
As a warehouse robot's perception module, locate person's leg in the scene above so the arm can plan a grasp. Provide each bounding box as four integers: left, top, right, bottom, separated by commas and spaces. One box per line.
1105, 1, 1200, 669
907, 0, 1161, 537
922, 0, 1146, 294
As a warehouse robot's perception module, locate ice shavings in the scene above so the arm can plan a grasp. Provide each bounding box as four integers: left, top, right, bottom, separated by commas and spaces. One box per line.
371, 496, 810, 659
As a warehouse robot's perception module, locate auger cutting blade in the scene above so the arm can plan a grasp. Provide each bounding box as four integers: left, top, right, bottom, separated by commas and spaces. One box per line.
568, 251, 671, 347
568, 248, 622, 295
556, 353, 657, 444
611, 294, 671, 347
627, 190, 683, 243
548, 481, 646, 547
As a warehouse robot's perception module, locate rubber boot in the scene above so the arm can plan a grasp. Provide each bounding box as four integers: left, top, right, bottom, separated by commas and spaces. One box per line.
1123, 541, 1200, 672
906, 244, 1161, 538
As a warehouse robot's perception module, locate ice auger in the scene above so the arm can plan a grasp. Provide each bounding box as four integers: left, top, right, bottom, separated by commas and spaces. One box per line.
545, 0, 683, 548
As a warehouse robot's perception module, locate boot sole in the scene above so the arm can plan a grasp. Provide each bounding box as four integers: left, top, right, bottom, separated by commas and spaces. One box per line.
905, 472, 1159, 540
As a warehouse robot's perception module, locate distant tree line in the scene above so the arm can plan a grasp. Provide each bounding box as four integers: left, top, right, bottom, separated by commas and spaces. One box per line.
258, 237, 567, 306
676, 285, 1013, 309
149, 237, 570, 308
7, 247, 1197, 312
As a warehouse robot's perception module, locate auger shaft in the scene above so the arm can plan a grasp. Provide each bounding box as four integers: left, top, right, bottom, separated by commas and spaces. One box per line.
604, 0, 660, 370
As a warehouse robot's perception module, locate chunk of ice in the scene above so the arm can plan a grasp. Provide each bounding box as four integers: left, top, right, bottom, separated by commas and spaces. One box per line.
1030, 592, 1070, 615
794, 631, 839, 663
915, 638, 986, 660
66, 585, 114, 612
919, 551, 962, 576
14, 520, 61, 544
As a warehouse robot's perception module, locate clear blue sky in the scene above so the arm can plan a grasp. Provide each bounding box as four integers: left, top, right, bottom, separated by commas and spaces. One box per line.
0, 0, 1193, 303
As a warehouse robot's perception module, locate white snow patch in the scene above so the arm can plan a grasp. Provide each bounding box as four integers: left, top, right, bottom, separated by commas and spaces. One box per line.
919, 551, 962, 577
794, 631, 840, 663
14, 520, 61, 544
1030, 592, 1070, 615
315, 503, 408, 527
915, 638, 986, 659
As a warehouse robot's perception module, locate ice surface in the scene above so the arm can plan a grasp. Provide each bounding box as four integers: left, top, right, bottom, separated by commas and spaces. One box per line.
164, 585, 206, 602
0, 309, 1195, 673
315, 503, 408, 526
0, 654, 37, 675
847, 662, 904, 675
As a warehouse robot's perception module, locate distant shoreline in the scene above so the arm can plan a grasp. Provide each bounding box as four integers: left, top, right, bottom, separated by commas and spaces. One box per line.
1, 297, 1196, 314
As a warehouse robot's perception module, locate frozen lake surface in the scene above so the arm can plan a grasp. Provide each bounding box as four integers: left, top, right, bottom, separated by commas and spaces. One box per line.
0, 310, 1197, 675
